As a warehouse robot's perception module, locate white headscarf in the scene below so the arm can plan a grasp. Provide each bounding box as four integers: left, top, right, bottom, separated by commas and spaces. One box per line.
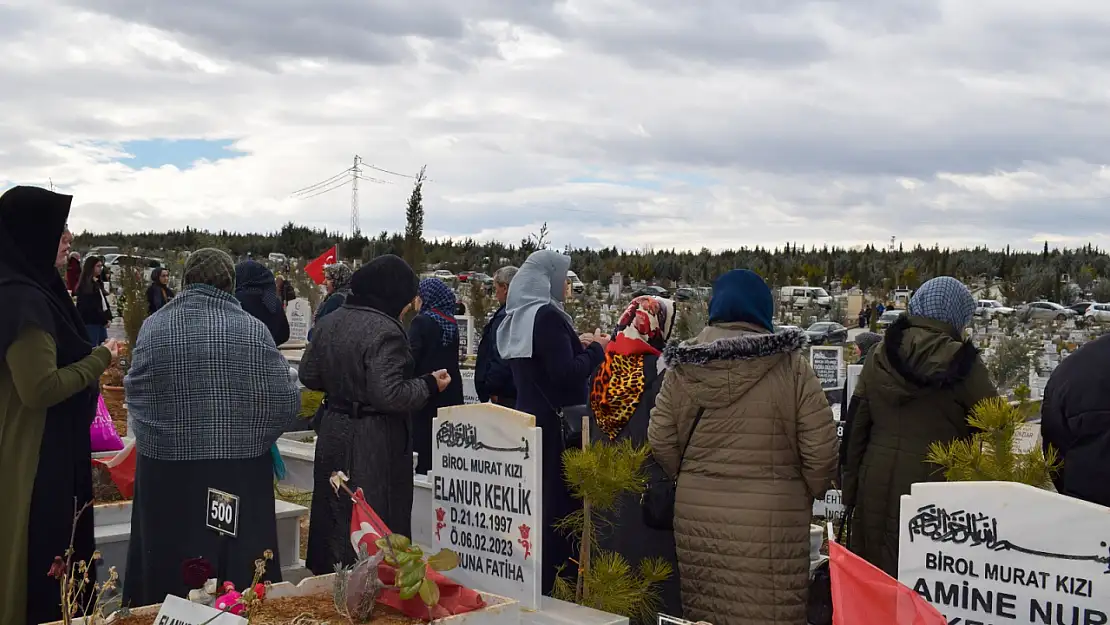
496, 250, 572, 359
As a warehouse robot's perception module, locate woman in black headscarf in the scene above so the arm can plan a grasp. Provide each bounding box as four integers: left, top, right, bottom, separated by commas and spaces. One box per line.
235, 260, 290, 346
74, 255, 113, 345
0, 186, 120, 624
298, 255, 451, 574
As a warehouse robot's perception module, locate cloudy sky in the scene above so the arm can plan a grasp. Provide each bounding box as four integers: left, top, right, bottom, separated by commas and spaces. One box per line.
3, 0, 1110, 252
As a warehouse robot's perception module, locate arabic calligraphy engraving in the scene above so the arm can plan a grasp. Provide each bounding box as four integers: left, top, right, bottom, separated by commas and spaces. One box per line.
907, 504, 1110, 571
435, 421, 530, 459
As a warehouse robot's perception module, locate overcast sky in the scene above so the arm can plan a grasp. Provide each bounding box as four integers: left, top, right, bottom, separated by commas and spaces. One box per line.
4, 0, 1110, 252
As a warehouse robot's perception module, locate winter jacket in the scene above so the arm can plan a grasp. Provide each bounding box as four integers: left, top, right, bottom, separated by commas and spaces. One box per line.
408, 314, 464, 474
841, 315, 996, 576
75, 280, 112, 326
474, 305, 516, 404
648, 322, 838, 625
1040, 333, 1110, 507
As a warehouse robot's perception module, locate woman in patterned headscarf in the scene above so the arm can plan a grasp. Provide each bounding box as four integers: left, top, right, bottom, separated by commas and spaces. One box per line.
408, 278, 464, 474
313, 262, 353, 324
587, 295, 681, 621
843, 276, 996, 576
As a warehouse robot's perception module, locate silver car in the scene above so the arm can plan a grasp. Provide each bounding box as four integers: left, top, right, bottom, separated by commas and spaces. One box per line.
1018, 301, 1077, 321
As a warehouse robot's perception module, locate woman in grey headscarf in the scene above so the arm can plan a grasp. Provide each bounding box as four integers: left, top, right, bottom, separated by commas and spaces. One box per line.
314, 262, 353, 323
842, 276, 996, 575
496, 249, 608, 594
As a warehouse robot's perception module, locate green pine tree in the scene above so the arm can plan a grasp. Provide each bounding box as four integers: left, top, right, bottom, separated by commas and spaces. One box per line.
552, 438, 672, 623
926, 396, 1059, 488
403, 166, 427, 270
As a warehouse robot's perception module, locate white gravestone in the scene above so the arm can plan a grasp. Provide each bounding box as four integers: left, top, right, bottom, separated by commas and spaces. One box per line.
285, 298, 312, 343
810, 346, 843, 391
457, 315, 476, 362
460, 369, 480, 405
431, 404, 542, 610
813, 489, 845, 522
899, 481, 1110, 625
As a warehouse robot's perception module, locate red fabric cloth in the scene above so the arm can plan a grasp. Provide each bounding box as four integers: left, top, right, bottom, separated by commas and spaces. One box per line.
92, 440, 137, 499
349, 487, 486, 619
304, 245, 338, 285
829, 540, 947, 625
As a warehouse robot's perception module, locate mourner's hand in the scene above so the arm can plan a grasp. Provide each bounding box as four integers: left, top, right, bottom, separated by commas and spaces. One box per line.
578, 332, 594, 346
103, 338, 121, 361
433, 369, 452, 391
593, 333, 611, 349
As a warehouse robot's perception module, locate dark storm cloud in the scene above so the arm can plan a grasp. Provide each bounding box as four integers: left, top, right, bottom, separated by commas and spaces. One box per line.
59, 0, 566, 66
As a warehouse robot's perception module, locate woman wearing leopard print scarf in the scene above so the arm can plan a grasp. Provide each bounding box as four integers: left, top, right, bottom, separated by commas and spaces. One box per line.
587, 295, 681, 621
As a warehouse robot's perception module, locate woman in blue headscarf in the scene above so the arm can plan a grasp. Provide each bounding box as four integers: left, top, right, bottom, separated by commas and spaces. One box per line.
843, 276, 996, 576
409, 278, 464, 474
648, 269, 837, 625
496, 249, 608, 594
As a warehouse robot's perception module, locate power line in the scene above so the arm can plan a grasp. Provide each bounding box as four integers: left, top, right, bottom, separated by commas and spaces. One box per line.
355, 174, 392, 184
289, 168, 353, 196
295, 177, 352, 200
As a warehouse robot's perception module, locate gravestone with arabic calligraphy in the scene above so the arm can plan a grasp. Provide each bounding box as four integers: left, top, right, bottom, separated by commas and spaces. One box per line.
898, 481, 1110, 625
431, 404, 542, 610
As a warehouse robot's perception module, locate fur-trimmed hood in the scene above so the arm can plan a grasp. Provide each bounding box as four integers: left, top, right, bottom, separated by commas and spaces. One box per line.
662, 322, 807, 409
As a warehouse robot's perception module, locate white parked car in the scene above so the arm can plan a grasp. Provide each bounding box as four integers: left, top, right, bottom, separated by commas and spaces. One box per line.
975, 299, 1015, 317
779, 286, 833, 310
1085, 303, 1110, 323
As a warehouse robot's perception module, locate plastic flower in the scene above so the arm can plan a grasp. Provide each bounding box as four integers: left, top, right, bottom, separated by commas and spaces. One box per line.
47, 556, 66, 580
181, 557, 214, 590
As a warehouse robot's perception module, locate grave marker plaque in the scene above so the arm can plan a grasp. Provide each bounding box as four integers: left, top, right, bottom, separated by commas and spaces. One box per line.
898, 481, 1110, 625
431, 404, 542, 609
810, 346, 843, 391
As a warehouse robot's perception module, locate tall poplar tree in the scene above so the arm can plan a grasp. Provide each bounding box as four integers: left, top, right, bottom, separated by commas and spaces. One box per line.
403, 165, 427, 270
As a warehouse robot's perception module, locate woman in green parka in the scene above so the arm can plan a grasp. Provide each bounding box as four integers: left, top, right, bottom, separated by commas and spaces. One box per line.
841, 277, 997, 576
0, 186, 120, 625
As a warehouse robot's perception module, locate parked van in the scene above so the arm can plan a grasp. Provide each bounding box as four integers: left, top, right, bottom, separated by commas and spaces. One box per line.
567, 270, 585, 294
779, 286, 832, 309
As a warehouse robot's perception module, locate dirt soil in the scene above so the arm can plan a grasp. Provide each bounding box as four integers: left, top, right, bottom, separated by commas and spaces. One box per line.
110, 593, 423, 625
300, 516, 309, 561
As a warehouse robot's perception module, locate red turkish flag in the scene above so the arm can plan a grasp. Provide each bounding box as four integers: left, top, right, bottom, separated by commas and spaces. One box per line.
304, 245, 338, 285
348, 487, 486, 619
830, 539, 947, 625
92, 439, 137, 499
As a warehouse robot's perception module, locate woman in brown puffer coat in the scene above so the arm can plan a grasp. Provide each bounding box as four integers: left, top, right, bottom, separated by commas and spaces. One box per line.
648, 269, 839, 625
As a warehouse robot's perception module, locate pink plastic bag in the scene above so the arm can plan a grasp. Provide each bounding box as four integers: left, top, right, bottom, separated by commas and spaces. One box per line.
90, 394, 124, 453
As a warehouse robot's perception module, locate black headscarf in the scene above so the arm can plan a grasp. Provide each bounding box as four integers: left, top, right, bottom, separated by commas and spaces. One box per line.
0, 186, 91, 366
0, 186, 100, 624
235, 260, 281, 314
347, 254, 418, 319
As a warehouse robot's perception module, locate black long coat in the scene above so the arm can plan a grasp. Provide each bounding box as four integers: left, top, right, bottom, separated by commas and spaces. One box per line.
408, 314, 464, 474
588, 354, 682, 623
299, 304, 438, 575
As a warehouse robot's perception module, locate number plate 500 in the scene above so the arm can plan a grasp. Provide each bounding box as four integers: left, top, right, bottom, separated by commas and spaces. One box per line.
206, 488, 240, 537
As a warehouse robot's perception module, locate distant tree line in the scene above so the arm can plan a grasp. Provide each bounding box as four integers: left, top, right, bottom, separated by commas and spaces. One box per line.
72, 225, 1110, 301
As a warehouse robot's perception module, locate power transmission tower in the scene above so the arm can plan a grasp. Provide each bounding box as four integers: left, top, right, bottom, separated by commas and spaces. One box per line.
351, 155, 362, 236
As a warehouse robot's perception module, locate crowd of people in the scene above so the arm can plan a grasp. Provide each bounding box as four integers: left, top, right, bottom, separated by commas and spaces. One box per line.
2, 183, 1109, 625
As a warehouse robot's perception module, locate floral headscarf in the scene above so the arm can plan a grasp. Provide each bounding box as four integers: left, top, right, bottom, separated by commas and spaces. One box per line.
418, 278, 459, 346
324, 262, 353, 293
590, 296, 676, 440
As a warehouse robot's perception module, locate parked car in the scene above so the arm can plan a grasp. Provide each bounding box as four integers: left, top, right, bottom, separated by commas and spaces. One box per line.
673, 287, 698, 302
268, 252, 288, 264
1069, 301, 1095, 315
877, 309, 905, 330
1084, 303, 1110, 323
803, 321, 848, 345
631, 285, 670, 298
1017, 301, 1076, 322
975, 299, 1015, 317
433, 269, 455, 281
777, 324, 802, 334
